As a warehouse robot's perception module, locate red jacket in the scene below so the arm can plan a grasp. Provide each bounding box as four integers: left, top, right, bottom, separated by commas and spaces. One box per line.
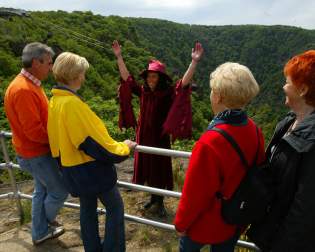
174, 119, 265, 244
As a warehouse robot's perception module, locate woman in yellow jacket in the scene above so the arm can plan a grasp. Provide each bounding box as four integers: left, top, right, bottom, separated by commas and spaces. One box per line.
48, 52, 136, 252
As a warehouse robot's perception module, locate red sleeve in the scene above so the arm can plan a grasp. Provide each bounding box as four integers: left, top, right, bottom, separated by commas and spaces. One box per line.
120, 75, 142, 97
174, 140, 221, 232
14, 89, 48, 144
118, 75, 140, 129
163, 80, 192, 141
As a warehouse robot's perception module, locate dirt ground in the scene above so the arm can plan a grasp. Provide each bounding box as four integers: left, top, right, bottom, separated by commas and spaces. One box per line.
0, 159, 181, 252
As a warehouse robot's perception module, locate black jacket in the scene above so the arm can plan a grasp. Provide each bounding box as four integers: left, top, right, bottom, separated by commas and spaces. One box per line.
248, 111, 315, 252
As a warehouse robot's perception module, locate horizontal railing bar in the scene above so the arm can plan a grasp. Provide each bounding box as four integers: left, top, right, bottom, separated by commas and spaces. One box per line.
0, 192, 14, 199
0, 131, 12, 138
0, 163, 182, 198
18, 192, 258, 249
135, 145, 191, 158
237, 240, 260, 250
0, 162, 20, 169
0, 131, 191, 158
117, 180, 181, 198
19, 193, 175, 230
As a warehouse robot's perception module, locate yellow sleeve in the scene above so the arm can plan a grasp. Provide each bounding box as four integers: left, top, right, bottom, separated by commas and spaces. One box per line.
64, 98, 130, 158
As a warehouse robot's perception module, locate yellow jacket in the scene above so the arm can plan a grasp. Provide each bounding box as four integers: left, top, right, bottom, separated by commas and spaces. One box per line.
47, 87, 130, 196
48, 87, 129, 167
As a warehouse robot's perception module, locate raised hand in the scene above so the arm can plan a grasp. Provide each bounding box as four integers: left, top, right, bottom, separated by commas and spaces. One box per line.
191, 42, 204, 63
112, 40, 122, 58
112, 40, 129, 80
181, 42, 204, 87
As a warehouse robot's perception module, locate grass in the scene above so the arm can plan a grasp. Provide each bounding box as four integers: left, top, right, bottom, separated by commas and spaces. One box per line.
21, 199, 32, 225
172, 158, 186, 192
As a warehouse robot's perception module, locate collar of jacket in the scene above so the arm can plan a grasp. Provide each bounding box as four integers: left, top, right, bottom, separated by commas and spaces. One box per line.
283, 110, 315, 153
207, 109, 248, 130
52, 85, 84, 100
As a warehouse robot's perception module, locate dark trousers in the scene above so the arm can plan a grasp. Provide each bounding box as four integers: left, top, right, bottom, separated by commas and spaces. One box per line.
79, 185, 125, 252
179, 232, 240, 252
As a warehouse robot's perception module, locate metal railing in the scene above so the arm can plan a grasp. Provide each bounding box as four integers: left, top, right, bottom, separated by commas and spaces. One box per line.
0, 130, 259, 251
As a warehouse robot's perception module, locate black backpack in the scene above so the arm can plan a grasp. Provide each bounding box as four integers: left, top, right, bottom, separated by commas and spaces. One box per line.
211, 126, 275, 225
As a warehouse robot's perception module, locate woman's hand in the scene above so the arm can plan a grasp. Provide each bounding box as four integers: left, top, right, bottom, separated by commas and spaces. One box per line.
181, 42, 204, 87
112, 40, 122, 58
191, 42, 204, 63
112, 40, 130, 81
124, 140, 137, 150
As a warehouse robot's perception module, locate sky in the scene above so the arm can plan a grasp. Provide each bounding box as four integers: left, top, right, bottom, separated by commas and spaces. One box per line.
1, 0, 315, 30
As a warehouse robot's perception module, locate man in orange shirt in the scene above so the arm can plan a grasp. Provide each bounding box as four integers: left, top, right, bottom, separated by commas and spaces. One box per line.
4, 42, 68, 245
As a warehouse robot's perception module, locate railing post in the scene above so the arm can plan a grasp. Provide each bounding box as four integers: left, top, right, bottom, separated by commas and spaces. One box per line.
0, 131, 24, 220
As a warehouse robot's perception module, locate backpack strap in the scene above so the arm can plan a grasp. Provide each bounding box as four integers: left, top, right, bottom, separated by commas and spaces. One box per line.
212, 127, 249, 169
211, 126, 260, 169
211, 126, 261, 200
212, 126, 260, 200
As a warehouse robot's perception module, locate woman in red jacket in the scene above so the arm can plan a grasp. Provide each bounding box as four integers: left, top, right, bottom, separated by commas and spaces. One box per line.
174, 62, 265, 251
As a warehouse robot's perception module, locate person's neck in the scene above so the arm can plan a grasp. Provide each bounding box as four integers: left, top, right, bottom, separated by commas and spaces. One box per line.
293, 103, 315, 123
213, 105, 230, 116
58, 83, 78, 93
67, 80, 80, 92
148, 85, 156, 91
25, 68, 41, 81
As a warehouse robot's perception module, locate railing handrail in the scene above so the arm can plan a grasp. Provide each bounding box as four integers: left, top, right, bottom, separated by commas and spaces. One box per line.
0, 162, 181, 198
0, 130, 260, 251
135, 144, 191, 158
18, 192, 176, 231
0, 130, 191, 158
0, 130, 12, 138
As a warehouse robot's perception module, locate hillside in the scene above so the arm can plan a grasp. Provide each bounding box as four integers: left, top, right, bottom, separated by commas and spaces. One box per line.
1, 8, 314, 251
1, 9, 315, 143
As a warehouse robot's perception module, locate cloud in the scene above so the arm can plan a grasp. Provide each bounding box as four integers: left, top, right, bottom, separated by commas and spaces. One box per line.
0, 0, 314, 29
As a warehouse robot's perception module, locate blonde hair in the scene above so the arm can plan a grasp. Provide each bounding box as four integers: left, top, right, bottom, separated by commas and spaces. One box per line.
210, 62, 259, 108
53, 52, 89, 84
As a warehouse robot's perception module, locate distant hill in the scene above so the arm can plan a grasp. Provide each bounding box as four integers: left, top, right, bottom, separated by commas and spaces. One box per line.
1, 9, 315, 142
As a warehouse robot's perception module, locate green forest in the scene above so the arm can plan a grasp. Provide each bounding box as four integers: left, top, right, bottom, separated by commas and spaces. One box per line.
1, 9, 315, 153
1, 10, 314, 250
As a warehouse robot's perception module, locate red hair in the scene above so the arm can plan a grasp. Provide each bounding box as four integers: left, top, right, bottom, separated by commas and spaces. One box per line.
284, 50, 315, 106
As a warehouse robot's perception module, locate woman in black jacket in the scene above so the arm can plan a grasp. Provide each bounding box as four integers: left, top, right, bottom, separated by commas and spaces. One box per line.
248, 50, 315, 251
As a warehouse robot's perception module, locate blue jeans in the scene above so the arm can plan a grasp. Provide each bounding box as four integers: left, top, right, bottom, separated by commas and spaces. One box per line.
80, 185, 125, 252
17, 154, 68, 240
179, 232, 240, 252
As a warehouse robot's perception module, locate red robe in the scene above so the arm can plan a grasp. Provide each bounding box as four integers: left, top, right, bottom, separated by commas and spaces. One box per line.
118, 76, 192, 190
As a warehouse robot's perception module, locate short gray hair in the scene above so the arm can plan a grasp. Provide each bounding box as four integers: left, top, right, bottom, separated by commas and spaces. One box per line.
22, 42, 55, 68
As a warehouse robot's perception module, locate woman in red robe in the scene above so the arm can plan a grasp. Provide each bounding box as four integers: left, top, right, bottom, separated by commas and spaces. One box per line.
112, 40, 203, 216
